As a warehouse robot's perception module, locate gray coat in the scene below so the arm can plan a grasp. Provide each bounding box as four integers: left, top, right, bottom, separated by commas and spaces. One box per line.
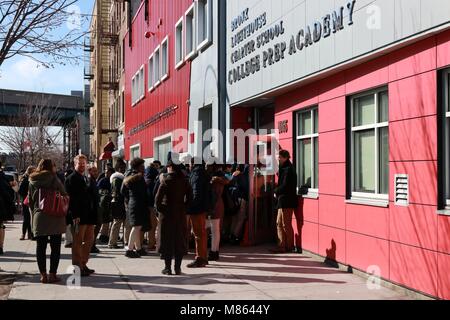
29, 171, 68, 237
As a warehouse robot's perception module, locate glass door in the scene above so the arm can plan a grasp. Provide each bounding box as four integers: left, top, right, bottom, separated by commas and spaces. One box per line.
248, 135, 277, 245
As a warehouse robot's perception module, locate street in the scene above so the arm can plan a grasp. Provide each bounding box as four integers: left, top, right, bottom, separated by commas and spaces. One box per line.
0, 218, 413, 300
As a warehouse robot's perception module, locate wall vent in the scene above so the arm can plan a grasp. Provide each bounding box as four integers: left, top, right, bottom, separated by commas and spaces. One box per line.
395, 174, 409, 206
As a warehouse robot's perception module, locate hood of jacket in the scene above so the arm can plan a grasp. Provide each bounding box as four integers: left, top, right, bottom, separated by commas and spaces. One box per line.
110, 172, 124, 183
123, 172, 144, 187
29, 170, 57, 189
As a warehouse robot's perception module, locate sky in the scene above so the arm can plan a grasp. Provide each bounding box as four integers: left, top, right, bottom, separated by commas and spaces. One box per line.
0, 1, 95, 154
0, 0, 95, 95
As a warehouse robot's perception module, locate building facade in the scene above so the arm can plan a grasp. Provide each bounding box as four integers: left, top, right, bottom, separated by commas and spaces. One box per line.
227, 0, 450, 299
124, 0, 193, 164
108, 0, 129, 163
86, 0, 120, 166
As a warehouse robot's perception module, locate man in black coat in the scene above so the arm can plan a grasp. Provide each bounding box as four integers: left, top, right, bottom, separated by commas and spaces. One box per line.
65, 155, 98, 276
186, 157, 211, 268
271, 150, 298, 254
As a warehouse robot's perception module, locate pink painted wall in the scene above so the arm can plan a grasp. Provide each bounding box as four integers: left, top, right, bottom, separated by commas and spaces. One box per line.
274, 29, 450, 299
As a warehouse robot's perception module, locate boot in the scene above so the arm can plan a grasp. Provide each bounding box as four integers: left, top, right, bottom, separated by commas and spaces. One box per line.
175, 257, 183, 275
208, 251, 219, 261
162, 258, 172, 275
40, 273, 48, 284
48, 273, 62, 283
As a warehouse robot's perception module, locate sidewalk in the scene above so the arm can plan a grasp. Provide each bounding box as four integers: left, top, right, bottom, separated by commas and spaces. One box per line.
0, 219, 413, 300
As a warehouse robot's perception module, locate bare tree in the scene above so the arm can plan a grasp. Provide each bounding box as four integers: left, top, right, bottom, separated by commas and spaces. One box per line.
0, 0, 89, 68
0, 94, 64, 171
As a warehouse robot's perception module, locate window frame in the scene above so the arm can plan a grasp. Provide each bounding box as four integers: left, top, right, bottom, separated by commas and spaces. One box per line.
175, 17, 185, 70
139, 65, 145, 100
185, 3, 197, 61
442, 69, 450, 207
161, 36, 169, 81
153, 45, 161, 88
295, 107, 319, 198
131, 75, 135, 106
196, 0, 212, 52
148, 52, 155, 92
349, 87, 389, 203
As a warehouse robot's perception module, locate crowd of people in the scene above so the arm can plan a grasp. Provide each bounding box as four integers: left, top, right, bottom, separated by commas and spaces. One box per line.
0, 150, 265, 281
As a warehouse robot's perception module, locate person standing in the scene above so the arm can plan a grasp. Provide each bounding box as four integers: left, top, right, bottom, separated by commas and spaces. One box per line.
155, 161, 192, 275
186, 158, 211, 268
230, 164, 250, 244
271, 150, 298, 254
121, 158, 151, 258
145, 165, 159, 251
65, 155, 98, 276
64, 169, 74, 248
208, 165, 229, 261
28, 159, 68, 283
93, 167, 114, 252
108, 159, 127, 249
0, 165, 15, 255
19, 166, 36, 240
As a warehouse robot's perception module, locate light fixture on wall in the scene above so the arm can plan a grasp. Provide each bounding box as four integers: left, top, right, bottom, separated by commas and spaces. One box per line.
145, 31, 155, 38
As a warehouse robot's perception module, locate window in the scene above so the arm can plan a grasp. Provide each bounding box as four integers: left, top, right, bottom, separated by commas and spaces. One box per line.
154, 46, 161, 87
130, 144, 140, 161
196, 0, 212, 51
161, 37, 169, 81
185, 4, 196, 60
441, 69, 450, 208
175, 17, 184, 69
121, 89, 125, 123
154, 136, 172, 165
296, 108, 319, 196
139, 66, 144, 99
350, 88, 389, 202
135, 71, 140, 103
148, 54, 155, 91
131, 75, 136, 106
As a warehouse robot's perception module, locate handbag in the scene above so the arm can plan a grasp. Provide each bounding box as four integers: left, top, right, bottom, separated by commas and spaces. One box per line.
39, 188, 70, 217
23, 195, 29, 206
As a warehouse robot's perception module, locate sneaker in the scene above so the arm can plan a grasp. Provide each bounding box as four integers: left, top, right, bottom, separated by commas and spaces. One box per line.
162, 268, 172, 275
186, 258, 207, 268
125, 250, 141, 259
90, 246, 100, 254
137, 248, 147, 256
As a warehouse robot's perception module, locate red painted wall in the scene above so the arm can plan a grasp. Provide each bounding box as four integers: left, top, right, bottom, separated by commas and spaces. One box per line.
124, 0, 192, 160
266, 30, 450, 299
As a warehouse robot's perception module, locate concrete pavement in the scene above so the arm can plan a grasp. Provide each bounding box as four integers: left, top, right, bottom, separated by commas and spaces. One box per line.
0, 219, 413, 300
